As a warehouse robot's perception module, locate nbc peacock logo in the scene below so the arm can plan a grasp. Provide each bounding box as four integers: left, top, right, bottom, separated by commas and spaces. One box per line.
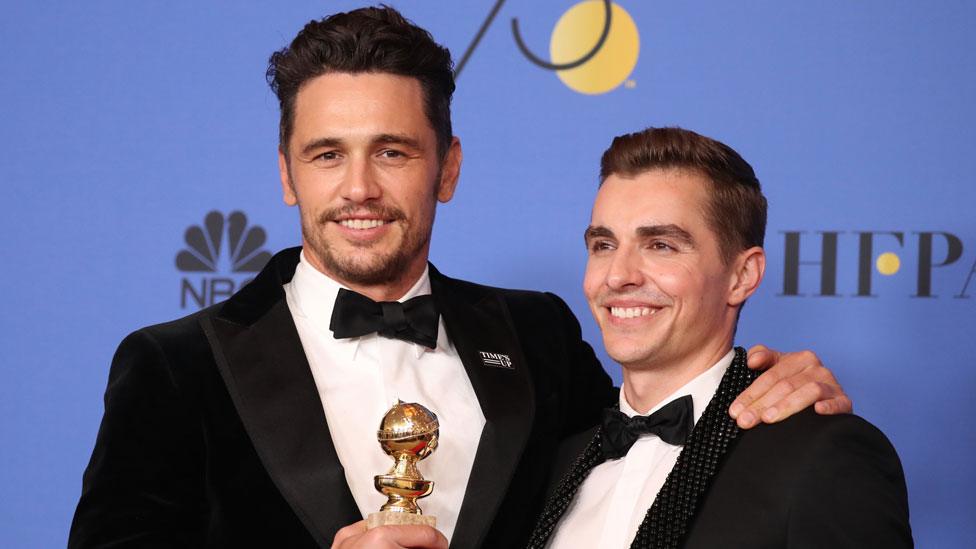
176, 210, 272, 309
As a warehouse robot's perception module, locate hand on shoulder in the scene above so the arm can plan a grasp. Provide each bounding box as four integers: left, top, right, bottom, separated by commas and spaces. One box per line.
730, 345, 854, 429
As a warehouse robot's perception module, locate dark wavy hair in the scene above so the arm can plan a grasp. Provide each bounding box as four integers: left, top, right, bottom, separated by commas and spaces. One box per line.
600, 127, 767, 264
267, 6, 455, 157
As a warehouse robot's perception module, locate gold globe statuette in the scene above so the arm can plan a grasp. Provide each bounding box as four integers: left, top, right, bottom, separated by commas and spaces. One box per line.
366, 400, 439, 529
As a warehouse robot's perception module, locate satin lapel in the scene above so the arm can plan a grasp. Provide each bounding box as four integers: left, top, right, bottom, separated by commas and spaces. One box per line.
525, 426, 604, 549
430, 269, 535, 549
202, 248, 359, 547
630, 347, 758, 549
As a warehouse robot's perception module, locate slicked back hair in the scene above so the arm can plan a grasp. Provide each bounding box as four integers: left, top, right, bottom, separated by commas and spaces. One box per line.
599, 127, 767, 264
267, 6, 455, 157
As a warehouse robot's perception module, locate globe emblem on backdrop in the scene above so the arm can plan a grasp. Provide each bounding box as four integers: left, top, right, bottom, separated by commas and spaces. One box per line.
876, 252, 901, 275
549, 1, 640, 94
460, 1, 641, 95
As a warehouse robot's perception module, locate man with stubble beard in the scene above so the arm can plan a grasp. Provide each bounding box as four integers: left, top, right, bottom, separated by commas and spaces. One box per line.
70, 7, 851, 549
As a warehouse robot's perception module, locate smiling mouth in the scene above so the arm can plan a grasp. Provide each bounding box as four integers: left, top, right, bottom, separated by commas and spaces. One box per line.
609, 306, 660, 319
337, 219, 388, 230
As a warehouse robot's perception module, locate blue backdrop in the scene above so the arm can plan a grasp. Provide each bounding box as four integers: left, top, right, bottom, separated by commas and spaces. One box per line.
2, 1, 973, 546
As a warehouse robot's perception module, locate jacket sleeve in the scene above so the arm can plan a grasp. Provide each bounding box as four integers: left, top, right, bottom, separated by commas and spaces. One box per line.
544, 292, 616, 437
69, 329, 207, 548
787, 415, 913, 548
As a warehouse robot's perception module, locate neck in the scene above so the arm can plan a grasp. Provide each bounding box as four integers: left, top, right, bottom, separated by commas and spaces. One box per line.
621, 337, 733, 414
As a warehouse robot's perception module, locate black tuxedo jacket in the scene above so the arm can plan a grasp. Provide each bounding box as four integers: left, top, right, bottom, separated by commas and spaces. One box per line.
530, 348, 912, 549
69, 247, 615, 548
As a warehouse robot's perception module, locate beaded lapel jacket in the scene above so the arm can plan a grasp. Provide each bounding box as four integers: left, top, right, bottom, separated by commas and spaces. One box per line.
526, 347, 757, 549
526, 346, 913, 549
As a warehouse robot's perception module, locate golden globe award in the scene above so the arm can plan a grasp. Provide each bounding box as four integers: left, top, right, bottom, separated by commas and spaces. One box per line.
366, 401, 439, 529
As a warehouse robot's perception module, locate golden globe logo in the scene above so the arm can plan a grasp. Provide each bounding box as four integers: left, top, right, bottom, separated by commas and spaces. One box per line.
458, 0, 640, 95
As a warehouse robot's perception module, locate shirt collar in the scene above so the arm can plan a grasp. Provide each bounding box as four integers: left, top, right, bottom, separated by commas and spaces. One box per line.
285, 249, 434, 360
619, 348, 735, 426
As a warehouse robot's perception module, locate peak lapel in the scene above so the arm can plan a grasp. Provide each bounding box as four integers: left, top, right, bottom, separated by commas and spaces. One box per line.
202, 248, 359, 546
430, 269, 535, 549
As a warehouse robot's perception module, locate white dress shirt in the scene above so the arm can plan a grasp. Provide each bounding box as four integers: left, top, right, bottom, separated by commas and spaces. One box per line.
547, 350, 734, 549
283, 251, 486, 543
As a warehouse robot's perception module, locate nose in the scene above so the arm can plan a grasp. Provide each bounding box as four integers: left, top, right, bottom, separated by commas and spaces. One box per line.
338, 154, 382, 203
605, 246, 643, 290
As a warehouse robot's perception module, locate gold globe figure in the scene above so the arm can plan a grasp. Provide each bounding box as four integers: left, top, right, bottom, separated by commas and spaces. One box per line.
366, 400, 439, 529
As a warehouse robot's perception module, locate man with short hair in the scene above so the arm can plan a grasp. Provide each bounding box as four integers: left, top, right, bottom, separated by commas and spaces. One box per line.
70, 8, 851, 549
525, 127, 912, 549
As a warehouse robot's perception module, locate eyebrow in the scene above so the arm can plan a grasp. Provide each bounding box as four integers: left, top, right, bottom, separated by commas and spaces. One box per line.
584, 225, 615, 243
373, 133, 422, 150
299, 133, 423, 157
637, 224, 695, 246
583, 224, 695, 246
583, 225, 613, 238
300, 137, 342, 157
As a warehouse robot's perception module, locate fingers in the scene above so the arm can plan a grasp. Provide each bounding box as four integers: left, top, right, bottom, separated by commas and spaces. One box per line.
332, 524, 448, 549
814, 394, 853, 415
332, 521, 367, 547
745, 344, 780, 371
731, 371, 803, 429
730, 347, 801, 422
758, 380, 838, 425
730, 348, 851, 429
370, 525, 447, 549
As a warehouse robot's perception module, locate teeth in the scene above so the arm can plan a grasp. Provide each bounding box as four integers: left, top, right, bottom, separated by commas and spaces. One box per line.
339, 219, 386, 230
610, 307, 655, 319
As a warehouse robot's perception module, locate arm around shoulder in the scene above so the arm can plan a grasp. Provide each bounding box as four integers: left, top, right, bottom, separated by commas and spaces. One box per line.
69, 329, 207, 548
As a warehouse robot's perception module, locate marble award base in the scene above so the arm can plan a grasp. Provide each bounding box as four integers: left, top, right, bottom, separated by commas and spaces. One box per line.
366, 511, 436, 529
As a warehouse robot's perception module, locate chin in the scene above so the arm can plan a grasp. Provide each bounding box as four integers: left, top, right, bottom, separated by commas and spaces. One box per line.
604, 341, 658, 368
333, 259, 405, 286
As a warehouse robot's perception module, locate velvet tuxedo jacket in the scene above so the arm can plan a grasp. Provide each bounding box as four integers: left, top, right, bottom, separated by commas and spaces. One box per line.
69, 247, 615, 548
529, 349, 912, 549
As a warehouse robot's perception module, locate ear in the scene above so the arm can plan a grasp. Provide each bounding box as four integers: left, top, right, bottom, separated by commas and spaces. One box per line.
279, 147, 297, 206
728, 247, 766, 306
436, 137, 462, 203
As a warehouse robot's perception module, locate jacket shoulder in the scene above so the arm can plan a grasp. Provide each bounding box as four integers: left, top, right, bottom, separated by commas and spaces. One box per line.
691, 409, 912, 547
739, 408, 900, 456
433, 271, 575, 319
111, 303, 224, 383
729, 409, 906, 485
125, 302, 217, 344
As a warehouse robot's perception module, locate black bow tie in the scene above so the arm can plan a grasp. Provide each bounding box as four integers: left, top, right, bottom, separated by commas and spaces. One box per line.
329, 288, 439, 349
599, 395, 695, 460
